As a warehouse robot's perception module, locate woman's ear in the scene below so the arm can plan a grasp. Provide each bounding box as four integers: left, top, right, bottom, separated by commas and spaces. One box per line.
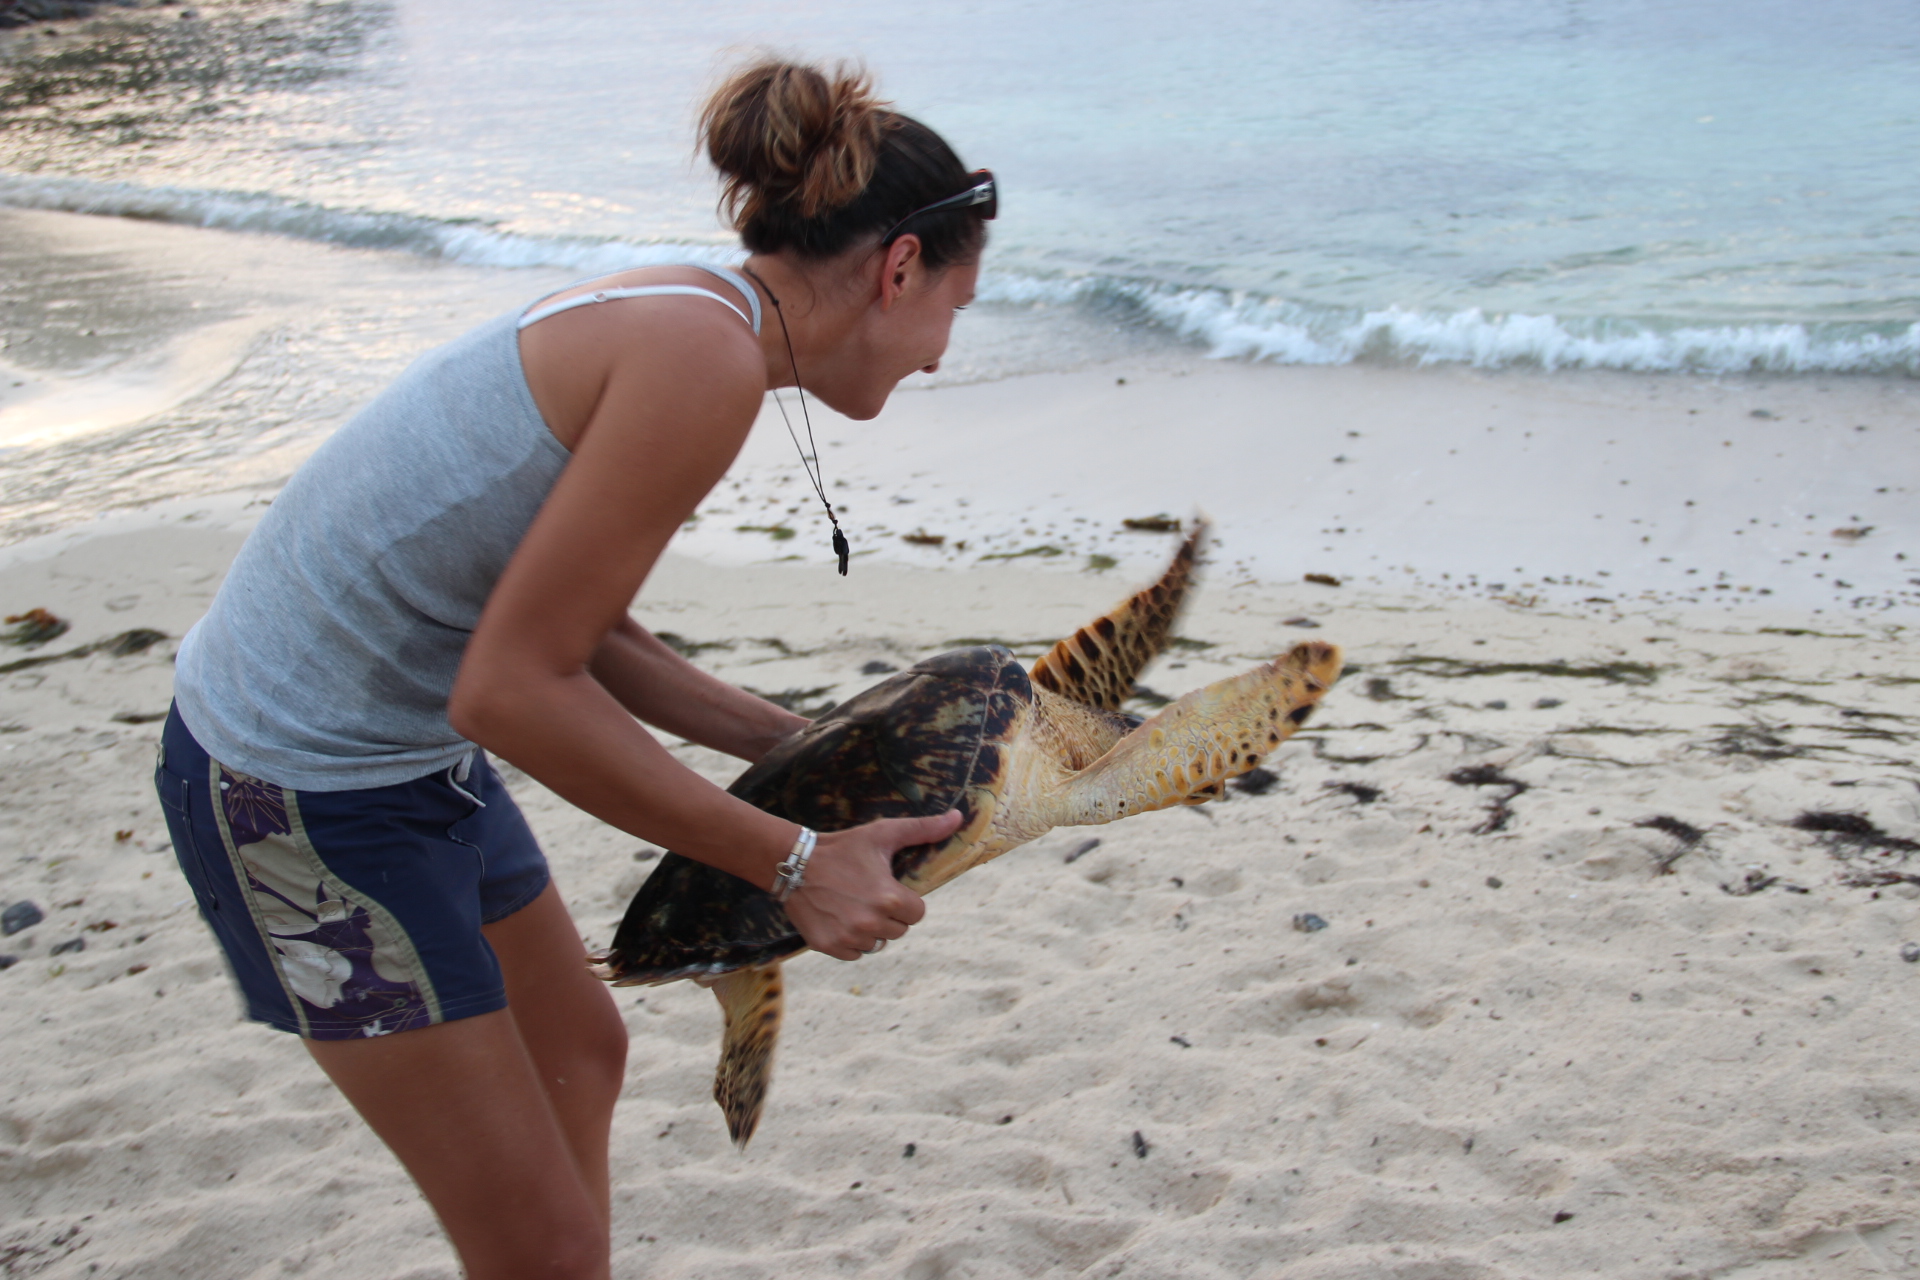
877, 235, 924, 311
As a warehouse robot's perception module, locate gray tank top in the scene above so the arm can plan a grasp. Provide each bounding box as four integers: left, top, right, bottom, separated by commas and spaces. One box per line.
173, 266, 761, 791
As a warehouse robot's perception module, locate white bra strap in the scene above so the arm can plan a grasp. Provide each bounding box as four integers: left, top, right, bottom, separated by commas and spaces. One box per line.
516, 284, 759, 333
691, 265, 763, 334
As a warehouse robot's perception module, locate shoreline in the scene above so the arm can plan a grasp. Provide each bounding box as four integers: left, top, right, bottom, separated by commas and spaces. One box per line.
0, 206, 1914, 620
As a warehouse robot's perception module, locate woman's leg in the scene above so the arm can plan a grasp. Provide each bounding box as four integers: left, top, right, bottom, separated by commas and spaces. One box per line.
305, 884, 628, 1279
485, 881, 630, 1219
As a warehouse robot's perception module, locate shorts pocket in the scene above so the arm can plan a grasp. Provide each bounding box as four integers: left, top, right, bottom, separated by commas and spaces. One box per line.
155, 767, 220, 913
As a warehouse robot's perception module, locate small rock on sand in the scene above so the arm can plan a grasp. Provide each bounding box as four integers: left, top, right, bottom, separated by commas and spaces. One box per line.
2, 901, 43, 936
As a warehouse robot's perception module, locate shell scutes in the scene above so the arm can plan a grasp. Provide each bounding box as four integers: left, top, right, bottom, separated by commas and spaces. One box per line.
593, 646, 1031, 984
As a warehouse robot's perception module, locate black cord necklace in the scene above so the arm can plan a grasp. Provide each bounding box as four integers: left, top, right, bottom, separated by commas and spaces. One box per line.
741, 263, 850, 576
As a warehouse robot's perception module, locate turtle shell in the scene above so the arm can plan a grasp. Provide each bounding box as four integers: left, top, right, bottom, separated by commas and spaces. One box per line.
597, 645, 1031, 984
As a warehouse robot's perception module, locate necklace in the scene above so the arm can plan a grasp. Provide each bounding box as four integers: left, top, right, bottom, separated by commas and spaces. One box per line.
741, 263, 850, 576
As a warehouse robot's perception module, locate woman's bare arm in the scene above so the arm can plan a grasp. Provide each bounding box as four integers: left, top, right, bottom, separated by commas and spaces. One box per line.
454, 304, 796, 877
451, 298, 950, 959
588, 617, 806, 764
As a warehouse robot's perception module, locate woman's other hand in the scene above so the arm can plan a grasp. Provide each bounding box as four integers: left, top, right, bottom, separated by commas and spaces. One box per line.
784, 810, 962, 960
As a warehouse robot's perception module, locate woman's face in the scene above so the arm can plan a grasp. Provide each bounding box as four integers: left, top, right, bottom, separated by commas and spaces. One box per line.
810, 253, 979, 421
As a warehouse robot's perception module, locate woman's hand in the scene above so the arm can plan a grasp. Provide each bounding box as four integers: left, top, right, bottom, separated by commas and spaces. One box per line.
784, 810, 963, 960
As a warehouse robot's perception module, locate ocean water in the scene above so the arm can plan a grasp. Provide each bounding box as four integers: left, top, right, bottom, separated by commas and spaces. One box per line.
3, 0, 1917, 376
0, 0, 1915, 612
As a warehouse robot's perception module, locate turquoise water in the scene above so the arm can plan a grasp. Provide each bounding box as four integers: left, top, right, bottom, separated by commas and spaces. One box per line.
3, 0, 1917, 373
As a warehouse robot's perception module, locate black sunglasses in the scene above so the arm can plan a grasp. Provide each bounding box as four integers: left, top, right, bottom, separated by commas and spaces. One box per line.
880, 170, 997, 245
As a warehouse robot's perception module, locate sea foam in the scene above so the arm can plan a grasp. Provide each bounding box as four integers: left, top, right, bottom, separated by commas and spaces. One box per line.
7, 174, 1914, 377
975, 272, 1920, 376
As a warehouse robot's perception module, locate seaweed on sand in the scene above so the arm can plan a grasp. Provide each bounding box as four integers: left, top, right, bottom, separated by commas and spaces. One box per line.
1360, 676, 1415, 702
651, 632, 734, 659
742, 686, 839, 719
0, 627, 163, 675
1791, 811, 1920, 889
978, 545, 1063, 561
1634, 815, 1705, 874
1447, 764, 1528, 834
1702, 723, 1807, 762
1303, 731, 1430, 766
1791, 811, 1920, 854
1389, 656, 1662, 686
2, 608, 66, 646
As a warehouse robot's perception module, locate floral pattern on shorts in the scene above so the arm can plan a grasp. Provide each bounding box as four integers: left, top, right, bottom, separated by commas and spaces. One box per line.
219, 767, 437, 1038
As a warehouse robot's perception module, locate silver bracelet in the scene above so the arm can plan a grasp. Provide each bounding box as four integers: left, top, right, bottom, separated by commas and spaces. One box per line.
771, 826, 817, 903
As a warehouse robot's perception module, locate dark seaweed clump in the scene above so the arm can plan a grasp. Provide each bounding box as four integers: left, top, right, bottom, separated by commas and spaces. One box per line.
1323, 780, 1382, 805
0, 627, 163, 675
1791, 810, 1920, 889
1361, 676, 1413, 702
1706, 723, 1805, 762
1792, 811, 1920, 854
1447, 764, 1528, 834
1635, 815, 1706, 874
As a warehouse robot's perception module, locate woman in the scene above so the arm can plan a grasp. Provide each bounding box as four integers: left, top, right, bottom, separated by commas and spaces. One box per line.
154, 59, 991, 1278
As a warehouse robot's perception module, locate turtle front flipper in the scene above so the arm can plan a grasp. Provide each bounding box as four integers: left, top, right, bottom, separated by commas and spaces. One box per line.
1030, 522, 1206, 711
1044, 641, 1342, 824
711, 962, 785, 1147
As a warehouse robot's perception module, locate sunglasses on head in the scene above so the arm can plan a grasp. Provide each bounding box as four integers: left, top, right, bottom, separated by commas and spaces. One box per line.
880, 170, 997, 245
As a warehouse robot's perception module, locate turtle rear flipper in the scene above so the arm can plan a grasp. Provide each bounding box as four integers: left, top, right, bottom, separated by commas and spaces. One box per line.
712, 962, 785, 1147
1030, 522, 1205, 711
1045, 641, 1342, 824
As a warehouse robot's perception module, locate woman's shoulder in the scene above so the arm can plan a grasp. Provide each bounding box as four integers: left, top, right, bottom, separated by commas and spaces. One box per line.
517, 264, 766, 450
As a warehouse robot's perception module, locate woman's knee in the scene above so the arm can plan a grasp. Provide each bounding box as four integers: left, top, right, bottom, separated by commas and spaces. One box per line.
576, 992, 629, 1094
520, 981, 628, 1100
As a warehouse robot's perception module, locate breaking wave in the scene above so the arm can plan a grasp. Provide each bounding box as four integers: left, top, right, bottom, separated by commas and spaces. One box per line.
976, 272, 1920, 376
7, 173, 1915, 376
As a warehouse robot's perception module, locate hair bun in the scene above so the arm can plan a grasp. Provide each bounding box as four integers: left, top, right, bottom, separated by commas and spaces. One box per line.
701, 60, 890, 229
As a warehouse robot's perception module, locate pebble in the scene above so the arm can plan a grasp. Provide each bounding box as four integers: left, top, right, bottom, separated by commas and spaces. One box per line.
860, 660, 898, 675
2, 901, 43, 936
1901, 943, 1920, 963
0, 955, 16, 971
1282, 616, 1321, 628
1292, 912, 1329, 933
902, 1143, 916, 1158
1486, 876, 1504, 889
50, 938, 85, 956
1131, 1130, 1151, 1158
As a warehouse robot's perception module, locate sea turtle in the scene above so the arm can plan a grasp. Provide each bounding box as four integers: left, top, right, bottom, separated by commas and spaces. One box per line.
592, 528, 1342, 1144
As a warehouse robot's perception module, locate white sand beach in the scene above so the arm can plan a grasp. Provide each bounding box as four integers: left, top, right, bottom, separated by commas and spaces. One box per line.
0, 354, 1915, 1277
3, 0, 1919, 1271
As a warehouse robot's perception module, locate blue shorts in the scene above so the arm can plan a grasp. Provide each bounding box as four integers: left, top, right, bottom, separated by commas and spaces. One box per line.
154, 705, 551, 1040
